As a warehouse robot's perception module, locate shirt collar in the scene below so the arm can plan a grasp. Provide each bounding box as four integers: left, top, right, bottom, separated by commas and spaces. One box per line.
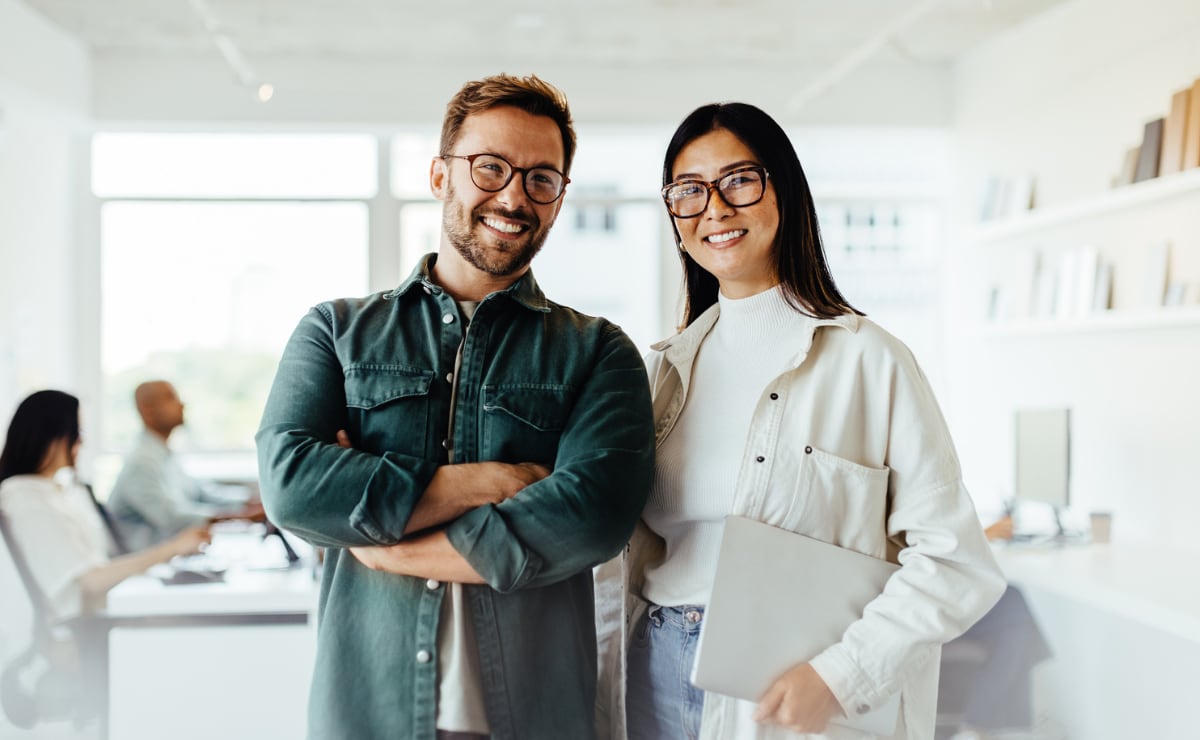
651, 299, 860, 370
390, 252, 551, 313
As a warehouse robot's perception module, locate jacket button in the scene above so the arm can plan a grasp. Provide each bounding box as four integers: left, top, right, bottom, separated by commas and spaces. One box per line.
805, 446, 813, 454
426, 579, 440, 590
416, 650, 432, 663
441, 439, 449, 449
769, 392, 779, 400
423, 286, 433, 295
445, 372, 454, 384
755, 455, 765, 463
442, 313, 455, 324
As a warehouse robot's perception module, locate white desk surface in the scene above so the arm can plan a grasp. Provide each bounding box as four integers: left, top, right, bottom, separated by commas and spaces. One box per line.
106, 527, 319, 617
993, 542, 1200, 644
107, 565, 318, 617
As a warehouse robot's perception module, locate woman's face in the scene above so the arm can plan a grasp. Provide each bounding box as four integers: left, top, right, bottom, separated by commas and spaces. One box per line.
669, 128, 780, 299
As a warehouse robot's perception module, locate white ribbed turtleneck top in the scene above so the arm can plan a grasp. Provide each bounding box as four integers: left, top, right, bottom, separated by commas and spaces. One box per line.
641, 285, 812, 607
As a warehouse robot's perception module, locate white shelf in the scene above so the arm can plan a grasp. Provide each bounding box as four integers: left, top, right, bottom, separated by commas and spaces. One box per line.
969, 306, 1200, 337
971, 167, 1200, 244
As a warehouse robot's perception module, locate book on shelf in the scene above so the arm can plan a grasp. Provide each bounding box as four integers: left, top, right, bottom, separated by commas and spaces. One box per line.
1159, 88, 1191, 176
1033, 259, 1057, 318
1010, 250, 1039, 320
1073, 246, 1100, 317
1054, 250, 1078, 318
1093, 263, 1113, 313
1184, 77, 1200, 170
1115, 146, 1141, 187
1141, 242, 1170, 308
1133, 118, 1165, 182
1006, 175, 1036, 218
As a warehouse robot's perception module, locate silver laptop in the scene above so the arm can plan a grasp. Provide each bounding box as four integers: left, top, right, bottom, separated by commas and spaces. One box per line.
691, 516, 902, 735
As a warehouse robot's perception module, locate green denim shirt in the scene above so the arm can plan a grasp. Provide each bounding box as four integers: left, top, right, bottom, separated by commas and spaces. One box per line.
256, 254, 654, 740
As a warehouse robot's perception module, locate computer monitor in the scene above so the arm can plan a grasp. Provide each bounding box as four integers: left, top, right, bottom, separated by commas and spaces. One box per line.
1014, 407, 1071, 535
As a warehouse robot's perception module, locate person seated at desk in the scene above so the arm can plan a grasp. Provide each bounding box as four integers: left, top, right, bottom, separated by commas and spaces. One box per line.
107, 380, 264, 552
938, 515, 1052, 740
0, 390, 211, 620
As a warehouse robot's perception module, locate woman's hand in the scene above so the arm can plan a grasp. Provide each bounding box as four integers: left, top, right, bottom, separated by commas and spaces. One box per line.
753, 663, 843, 734
168, 525, 212, 558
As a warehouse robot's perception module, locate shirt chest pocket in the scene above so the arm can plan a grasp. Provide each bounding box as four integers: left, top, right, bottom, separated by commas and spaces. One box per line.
481, 384, 574, 465
344, 367, 434, 459
781, 445, 890, 559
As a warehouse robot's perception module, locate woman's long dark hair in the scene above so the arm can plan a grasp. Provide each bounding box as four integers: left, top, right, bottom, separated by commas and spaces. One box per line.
663, 102, 861, 327
0, 390, 81, 483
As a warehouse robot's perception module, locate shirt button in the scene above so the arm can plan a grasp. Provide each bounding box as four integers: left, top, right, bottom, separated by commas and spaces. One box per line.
856, 703, 870, 715
805, 446, 813, 454
423, 286, 433, 295
441, 439, 449, 449
442, 313, 455, 324
425, 579, 440, 590
755, 455, 765, 463
416, 650, 431, 663
770, 392, 779, 400
445, 372, 454, 384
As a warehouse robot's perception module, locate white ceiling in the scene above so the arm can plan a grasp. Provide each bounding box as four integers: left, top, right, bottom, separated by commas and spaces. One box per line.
19, 0, 1069, 126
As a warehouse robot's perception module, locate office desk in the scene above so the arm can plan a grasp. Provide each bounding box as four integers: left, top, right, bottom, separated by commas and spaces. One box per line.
94, 537, 319, 740
991, 541, 1200, 740
994, 542, 1200, 643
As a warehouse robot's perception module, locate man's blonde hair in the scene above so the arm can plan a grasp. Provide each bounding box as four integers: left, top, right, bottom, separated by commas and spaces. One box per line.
440, 74, 576, 175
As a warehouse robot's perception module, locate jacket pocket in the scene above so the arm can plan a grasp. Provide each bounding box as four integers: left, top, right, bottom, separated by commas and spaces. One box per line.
344, 365, 434, 458
481, 384, 574, 464
784, 445, 890, 559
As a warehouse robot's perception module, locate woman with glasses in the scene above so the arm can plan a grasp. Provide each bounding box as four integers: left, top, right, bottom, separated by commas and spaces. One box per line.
0, 390, 210, 621
595, 103, 1005, 740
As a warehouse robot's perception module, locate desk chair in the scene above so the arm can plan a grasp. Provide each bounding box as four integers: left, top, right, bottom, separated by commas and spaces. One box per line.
0, 510, 104, 733
83, 484, 129, 558
1, 508, 309, 740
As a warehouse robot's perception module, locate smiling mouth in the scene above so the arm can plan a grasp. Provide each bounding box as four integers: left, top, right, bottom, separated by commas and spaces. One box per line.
704, 229, 746, 244
481, 215, 528, 235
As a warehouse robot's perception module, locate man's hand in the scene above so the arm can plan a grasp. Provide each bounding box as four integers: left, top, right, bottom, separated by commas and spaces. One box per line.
334, 429, 550, 533
752, 663, 843, 734
350, 530, 485, 583
208, 500, 267, 525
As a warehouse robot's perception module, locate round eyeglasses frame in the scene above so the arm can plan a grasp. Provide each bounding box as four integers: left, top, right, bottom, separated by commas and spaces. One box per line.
441, 152, 570, 204
661, 166, 770, 218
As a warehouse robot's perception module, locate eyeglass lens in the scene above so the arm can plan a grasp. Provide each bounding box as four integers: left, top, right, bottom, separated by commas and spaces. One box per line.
664, 168, 765, 217
467, 154, 565, 204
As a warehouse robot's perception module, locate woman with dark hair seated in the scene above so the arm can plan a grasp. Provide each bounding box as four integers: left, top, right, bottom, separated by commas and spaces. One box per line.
0, 390, 209, 620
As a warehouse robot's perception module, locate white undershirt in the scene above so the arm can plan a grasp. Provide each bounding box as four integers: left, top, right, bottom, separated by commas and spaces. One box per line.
642, 285, 812, 607
436, 299, 490, 735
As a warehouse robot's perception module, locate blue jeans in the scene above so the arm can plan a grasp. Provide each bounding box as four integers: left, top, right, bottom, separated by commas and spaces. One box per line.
626, 604, 707, 740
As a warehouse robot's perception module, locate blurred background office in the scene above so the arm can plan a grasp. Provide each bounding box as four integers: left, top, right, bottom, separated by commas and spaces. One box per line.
2, 0, 1199, 738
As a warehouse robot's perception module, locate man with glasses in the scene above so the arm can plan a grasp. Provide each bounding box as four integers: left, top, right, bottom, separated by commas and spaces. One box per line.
256, 74, 654, 740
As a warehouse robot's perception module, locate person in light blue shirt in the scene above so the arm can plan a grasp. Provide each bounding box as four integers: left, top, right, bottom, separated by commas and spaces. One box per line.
107, 380, 262, 551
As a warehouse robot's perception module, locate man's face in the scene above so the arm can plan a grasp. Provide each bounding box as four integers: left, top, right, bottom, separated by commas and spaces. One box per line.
431, 106, 566, 278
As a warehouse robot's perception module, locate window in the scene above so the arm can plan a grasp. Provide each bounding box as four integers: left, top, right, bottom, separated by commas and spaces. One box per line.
93, 134, 375, 490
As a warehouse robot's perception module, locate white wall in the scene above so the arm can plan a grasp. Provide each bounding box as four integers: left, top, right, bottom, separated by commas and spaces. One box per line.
946, 0, 1200, 547
0, 0, 92, 418
0, 0, 91, 684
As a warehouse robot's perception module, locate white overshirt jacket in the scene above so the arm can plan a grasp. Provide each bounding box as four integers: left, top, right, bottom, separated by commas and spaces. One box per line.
595, 303, 1006, 740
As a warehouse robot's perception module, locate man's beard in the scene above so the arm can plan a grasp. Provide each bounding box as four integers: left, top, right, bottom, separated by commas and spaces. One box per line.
443, 181, 551, 277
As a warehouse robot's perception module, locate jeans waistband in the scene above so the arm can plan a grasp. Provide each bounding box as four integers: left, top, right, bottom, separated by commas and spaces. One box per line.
647, 603, 706, 632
